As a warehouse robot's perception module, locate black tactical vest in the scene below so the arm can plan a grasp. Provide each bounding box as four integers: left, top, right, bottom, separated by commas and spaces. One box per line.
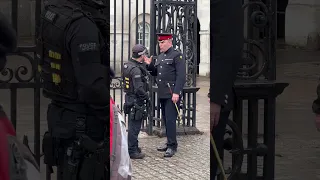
122, 60, 149, 95
36, 1, 106, 103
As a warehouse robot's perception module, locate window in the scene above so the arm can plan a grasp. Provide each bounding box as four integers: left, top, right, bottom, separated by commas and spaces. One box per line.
137, 22, 150, 48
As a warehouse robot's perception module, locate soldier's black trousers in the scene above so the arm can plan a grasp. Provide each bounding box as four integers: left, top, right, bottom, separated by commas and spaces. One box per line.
160, 98, 180, 150
210, 111, 230, 180
127, 112, 143, 155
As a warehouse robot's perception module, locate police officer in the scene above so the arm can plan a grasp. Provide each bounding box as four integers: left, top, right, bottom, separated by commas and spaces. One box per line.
144, 33, 186, 157
122, 44, 150, 159
38, 0, 110, 179
210, 0, 244, 179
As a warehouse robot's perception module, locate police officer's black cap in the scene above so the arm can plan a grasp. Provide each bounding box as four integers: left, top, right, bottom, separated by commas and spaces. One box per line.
132, 44, 147, 58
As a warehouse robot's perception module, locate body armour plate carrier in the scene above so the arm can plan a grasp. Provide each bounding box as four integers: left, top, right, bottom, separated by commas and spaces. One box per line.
36, 2, 104, 102
122, 61, 149, 94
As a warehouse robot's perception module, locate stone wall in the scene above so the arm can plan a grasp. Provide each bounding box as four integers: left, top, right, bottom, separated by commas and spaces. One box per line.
286, 0, 320, 50
0, 0, 38, 38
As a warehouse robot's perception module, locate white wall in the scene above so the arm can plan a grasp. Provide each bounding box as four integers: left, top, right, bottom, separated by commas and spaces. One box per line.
285, 0, 320, 49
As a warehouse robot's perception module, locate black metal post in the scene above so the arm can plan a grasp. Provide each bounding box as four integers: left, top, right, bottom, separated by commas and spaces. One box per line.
219, 0, 289, 179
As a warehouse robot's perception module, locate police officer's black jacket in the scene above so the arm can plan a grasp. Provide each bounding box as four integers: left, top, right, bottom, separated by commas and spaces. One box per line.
123, 58, 149, 101
147, 47, 186, 99
37, 0, 109, 116
0, 12, 17, 71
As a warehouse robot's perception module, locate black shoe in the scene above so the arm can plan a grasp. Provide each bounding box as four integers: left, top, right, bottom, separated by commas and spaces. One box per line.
164, 148, 176, 157
138, 147, 142, 153
157, 144, 167, 152
130, 152, 145, 159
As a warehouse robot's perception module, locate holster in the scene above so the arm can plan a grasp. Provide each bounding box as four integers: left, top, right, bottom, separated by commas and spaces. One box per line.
62, 135, 108, 180
62, 116, 108, 180
62, 144, 82, 180
123, 101, 134, 114
132, 103, 147, 121
42, 131, 60, 166
78, 144, 108, 180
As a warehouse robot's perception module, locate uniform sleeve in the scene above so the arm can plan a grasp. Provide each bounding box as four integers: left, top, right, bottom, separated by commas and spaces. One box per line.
210, 0, 243, 106
131, 67, 148, 100
146, 57, 158, 76
173, 53, 186, 94
65, 17, 109, 106
0, 12, 17, 53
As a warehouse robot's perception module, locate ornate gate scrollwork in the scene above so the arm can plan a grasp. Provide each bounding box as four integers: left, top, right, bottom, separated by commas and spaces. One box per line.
150, 0, 200, 136
220, 0, 288, 179
154, 1, 197, 87
222, 119, 244, 179
237, 1, 272, 80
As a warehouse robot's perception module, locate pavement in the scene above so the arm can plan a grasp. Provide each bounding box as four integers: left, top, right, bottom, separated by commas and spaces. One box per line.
1, 47, 320, 179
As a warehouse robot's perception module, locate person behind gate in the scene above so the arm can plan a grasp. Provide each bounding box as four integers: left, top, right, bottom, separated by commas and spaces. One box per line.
144, 33, 186, 158
122, 44, 150, 159
38, 0, 111, 179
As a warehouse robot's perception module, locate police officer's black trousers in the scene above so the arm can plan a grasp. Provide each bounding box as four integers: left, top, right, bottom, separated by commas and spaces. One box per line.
127, 112, 143, 155
210, 110, 230, 180
160, 98, 180, 150
45, 103, 108, 180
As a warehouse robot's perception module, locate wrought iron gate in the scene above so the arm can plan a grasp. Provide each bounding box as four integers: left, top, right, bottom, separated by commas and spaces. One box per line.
150, 0, 200, 136
110, 0, 200, 136
0, 0, 42, 165
219, 0, 289, 179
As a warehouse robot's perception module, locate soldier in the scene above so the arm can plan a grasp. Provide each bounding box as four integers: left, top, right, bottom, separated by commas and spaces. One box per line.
144, 33, 186, 157
37, 0, 111, 179
122, 44, 150, 159
210, 0, 244, 179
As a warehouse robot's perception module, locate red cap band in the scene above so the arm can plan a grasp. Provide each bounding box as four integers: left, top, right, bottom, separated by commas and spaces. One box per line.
158, 35, 172, 41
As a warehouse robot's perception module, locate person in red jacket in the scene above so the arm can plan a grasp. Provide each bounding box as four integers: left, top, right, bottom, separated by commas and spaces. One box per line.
0, 108, 14, 180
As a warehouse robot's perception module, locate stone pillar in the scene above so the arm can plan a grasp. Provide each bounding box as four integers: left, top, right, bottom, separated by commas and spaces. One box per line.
199, 30, 210, 77
197, 0, 210, 77
285, 0, 320, 50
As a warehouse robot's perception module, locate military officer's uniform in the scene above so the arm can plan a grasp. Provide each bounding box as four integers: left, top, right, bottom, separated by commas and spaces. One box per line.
210, 0, 244, 179
147, 33, 186, 157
